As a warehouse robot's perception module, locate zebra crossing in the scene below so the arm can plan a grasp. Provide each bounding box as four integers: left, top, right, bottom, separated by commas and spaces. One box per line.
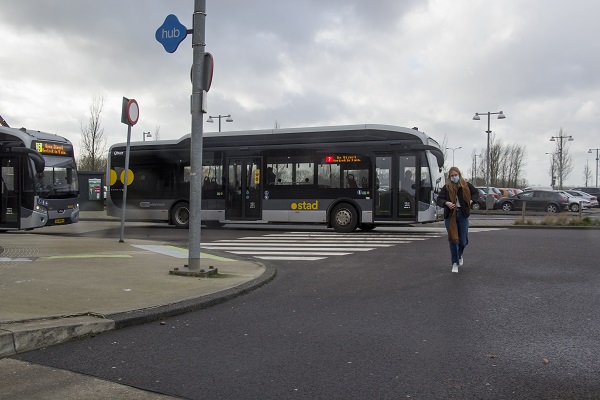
200, 231, 446, 261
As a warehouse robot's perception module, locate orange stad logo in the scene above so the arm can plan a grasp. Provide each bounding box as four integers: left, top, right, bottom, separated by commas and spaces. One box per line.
291, 201, 319, 210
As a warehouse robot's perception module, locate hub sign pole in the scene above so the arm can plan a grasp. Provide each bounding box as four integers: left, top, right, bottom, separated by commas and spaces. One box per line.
187, 0, 206, 271
156, 3, 214, 275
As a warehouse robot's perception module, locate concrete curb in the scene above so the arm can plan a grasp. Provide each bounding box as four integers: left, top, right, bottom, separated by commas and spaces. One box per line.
108, 261, 277, 329
0, 316, 114, 357
0, 260, 276, 358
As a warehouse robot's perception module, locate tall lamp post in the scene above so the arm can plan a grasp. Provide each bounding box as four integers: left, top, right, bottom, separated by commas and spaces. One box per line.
589, 148, 600, 187
473, 111, 506, 208
446, 146, 462, 166
206, 114, 233, 132
549, 133, 574, 189
142, 131, 152, 141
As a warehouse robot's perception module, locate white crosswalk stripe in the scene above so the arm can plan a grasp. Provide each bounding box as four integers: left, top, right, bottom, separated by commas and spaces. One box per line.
200, 231, 447, 261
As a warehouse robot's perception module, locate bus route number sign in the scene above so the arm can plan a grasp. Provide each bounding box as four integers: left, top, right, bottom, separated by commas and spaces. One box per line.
325, 155, 361, 163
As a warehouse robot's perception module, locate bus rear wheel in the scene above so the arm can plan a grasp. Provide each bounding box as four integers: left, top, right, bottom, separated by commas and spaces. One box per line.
171, 202, 190, 228
331, 203, 358, 233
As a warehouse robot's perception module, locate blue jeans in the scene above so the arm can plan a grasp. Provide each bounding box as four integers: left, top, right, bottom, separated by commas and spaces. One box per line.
444, 211, 469, 265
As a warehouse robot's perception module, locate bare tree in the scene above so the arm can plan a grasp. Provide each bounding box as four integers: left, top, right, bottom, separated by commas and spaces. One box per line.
506, 144, 526, 187
474, 134, 526, 188
488, 134, 503, 186
153, 125, 161, 141
583, 161, 592, 187
470, 151, 484, 186
548, 153, 557, 187
470, 150, 477, 183
79, 94, 107, 171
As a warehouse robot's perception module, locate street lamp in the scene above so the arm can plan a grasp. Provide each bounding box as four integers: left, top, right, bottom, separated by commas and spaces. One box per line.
206, 114, 233, 132
143, 131, 152, 141
589, 148, 600, 187
473, 111, 506, 207
445, 146, 462, 166
549, 133, 574, 189
545, 152, 556, 188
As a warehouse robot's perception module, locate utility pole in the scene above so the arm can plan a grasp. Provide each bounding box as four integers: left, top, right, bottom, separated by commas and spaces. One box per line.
589, 148, 600, 187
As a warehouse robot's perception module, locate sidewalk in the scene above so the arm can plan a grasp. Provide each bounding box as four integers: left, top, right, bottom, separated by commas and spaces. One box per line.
0, 225, 275, 358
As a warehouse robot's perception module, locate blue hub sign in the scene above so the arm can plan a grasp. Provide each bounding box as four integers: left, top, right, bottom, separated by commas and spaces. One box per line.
155, 14, 188, 53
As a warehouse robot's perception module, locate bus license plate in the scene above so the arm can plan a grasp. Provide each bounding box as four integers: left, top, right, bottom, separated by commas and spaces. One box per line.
55, 218, 65, 224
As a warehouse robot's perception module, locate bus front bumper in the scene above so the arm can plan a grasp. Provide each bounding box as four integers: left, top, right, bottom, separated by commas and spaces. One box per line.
46, 207, 80, 226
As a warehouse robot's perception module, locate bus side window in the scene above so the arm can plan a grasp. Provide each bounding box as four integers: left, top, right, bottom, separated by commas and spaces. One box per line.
343, 168, 369, 189
347, 174, 358, 188
295, 163, 313, 185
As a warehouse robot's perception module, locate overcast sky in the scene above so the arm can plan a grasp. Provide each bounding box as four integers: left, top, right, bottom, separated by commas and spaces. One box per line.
1, 0, 599, 187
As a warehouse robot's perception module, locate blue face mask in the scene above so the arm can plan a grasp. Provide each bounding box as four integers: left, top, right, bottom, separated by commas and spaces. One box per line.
450, 176, 460, 183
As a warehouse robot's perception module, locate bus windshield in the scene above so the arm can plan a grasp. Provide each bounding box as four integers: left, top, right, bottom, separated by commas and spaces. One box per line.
36, 157, 78, 198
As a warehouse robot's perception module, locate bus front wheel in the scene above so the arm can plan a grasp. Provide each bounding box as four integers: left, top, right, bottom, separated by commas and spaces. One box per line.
171, 202, 190, 229
331, 203, 358, 233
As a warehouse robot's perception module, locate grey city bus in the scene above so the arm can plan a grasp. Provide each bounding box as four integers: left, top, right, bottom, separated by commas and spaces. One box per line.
107, 124, 444, 232
0, 126, 79, 230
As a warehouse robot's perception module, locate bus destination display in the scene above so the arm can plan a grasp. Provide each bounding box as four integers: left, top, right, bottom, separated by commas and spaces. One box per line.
325, 155, 361, 163
33, 141, 74, 157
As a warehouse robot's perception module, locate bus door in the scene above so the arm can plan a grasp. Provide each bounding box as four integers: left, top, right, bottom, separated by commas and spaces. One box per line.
225, 157, 261, 220
1, 155, 20, 228
375, 154, 416, 220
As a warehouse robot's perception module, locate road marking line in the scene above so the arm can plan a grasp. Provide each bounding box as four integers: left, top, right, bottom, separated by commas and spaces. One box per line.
229, 239, 410, 244
202, 246, 375, 252
132, 245, 236, 261
228, 251, 352, 256
43, 255, 131, 259
256, 256, 327, 261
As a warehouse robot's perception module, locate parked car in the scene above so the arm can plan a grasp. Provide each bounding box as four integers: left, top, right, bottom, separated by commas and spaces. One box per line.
559, 191, 591, 212
497, 188, 515, 198
498, 190, 569, 213
476, 186, 502, 199
565, 190, 599, 208
571, 187, 600, 203
471, 188, 499, 210
523, 186, 554, 191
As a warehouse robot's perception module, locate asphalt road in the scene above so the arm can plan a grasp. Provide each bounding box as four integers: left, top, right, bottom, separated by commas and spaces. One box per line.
11, 226, 600, 399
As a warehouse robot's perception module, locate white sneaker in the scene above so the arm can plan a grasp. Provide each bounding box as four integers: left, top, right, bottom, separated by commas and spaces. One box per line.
459, 257, 464, 266
452, 263, 459, 273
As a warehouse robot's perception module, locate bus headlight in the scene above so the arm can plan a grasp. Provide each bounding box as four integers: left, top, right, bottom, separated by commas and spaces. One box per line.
35, 204, 48, 213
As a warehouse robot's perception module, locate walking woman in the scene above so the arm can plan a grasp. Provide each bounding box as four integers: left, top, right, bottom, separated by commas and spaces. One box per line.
436, 167, 479, 273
